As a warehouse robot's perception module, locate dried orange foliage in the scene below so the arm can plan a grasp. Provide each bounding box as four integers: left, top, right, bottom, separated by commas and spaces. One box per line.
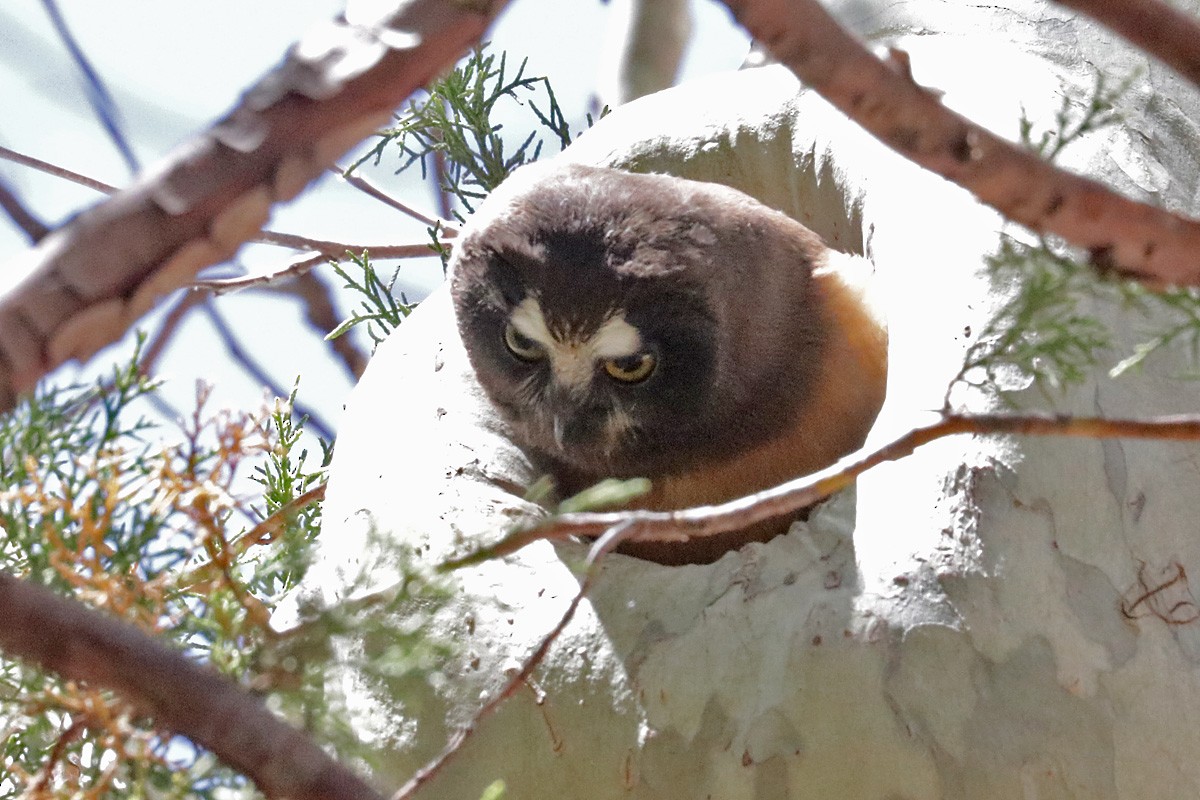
0, 379, 326, 800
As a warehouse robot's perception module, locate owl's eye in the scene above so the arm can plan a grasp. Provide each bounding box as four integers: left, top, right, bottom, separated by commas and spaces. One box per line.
504, 322, 546, 362
603, 352, 657, 384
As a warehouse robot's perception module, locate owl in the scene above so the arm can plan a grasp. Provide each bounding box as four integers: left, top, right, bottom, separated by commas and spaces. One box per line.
450, 162, 887, 562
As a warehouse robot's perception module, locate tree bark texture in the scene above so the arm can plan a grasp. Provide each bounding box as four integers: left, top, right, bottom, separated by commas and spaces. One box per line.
0, 0, 505, 411
293, 2, 1200, 797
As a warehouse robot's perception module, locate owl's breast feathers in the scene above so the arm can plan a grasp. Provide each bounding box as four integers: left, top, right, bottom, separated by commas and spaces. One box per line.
641, 250, 886, 510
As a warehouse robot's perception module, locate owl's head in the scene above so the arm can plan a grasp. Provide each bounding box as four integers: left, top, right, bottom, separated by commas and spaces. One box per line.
450, 162, 827, 485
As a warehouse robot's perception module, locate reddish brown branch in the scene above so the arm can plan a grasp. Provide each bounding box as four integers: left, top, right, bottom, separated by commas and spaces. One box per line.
289, 273, 370, 380
193, 242, 437, 296
254, 230, 436, 259
1053, 0, 1200, 89
0, 145, 118, 195
0, 570, 385, 800
720, 0, 1200, 285
139, 290, 206, 375
32, 717, 87, 796
231, 481, 328, 552
0, 177, 50, 243
445, 411, 1200, 567
331, 166, 459, 233
0, 0, 509, 412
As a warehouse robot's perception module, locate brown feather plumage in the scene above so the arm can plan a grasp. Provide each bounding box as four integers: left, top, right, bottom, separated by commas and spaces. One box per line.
450, 162, 887, 564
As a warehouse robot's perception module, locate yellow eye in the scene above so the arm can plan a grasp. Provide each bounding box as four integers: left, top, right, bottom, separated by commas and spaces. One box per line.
603, 352, 656, 383
504, 322, 545, 362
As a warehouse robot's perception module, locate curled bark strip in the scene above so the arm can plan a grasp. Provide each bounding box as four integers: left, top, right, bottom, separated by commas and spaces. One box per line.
0, 570, 385, 800
0, 0, 507, 411
719, 0, 1200, 286
1121, 560, 1200, 625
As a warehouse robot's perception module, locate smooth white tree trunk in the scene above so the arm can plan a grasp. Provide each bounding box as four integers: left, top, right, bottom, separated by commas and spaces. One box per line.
289, 3, 1200, 796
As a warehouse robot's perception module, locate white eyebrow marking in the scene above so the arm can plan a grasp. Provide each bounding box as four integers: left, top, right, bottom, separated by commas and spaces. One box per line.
510, 296, 555, 349
507, 296, 644, 393
591, 315, 642, 359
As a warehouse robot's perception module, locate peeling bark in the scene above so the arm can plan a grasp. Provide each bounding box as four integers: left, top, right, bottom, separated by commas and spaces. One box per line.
295, 4, 1200, 797
0, 0, 506, 410
719, 0, 1200, 285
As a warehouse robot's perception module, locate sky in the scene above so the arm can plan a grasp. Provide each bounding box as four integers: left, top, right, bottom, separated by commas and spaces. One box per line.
0, 0, 750, 441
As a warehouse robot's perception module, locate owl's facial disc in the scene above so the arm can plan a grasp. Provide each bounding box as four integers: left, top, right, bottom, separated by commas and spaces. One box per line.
505, 296, 655, 393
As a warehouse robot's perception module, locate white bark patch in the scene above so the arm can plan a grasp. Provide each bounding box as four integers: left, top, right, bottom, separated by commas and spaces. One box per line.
294, 13, 1200, 796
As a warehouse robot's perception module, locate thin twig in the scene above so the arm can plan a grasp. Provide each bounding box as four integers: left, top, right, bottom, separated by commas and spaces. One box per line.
330, 166, 459, 234
196, 253, 325, 295
32, 717, 87, 797
288, 272, 370, 380
0, 144, 117, 195
254, 230, 437, 258
230, 482, 327, 551
0, 176, 50, 243
139, 291, 207, 376
719, 0, 1200, 284
132, 289, 204, 423
1053, 0, 1200, 89
199, 301, 336, 443
432, 142, 455, 222
393, 521, 635, 800
444, 411, 1200, 567
132, 289, 195, 424
0, 570, 385, 800
193, 243, 439, 296
40, 0, 139, 175
0, 148, 441, 267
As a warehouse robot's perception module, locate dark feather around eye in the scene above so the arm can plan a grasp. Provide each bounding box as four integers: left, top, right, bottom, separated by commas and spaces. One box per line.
489, 256, 526, 306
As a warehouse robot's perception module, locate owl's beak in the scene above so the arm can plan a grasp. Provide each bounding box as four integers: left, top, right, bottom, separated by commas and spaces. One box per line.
549, 408, 609, 452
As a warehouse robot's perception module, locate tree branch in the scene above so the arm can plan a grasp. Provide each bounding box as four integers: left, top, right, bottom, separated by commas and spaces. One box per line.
199, 300, 336, 442
0, 570, 386, 800
0, 144, 437, 311
0, 177, 50, 243
331, 166, 460, 233
444, 411, 1200, 566
254, 230, 436, 258
195, 252, 327, 296
288, 271, 371, 380
194, 242, 438, 296
0, 144, 117, 195
719, 0, 1200, 286
230, 482, 327, 551
139, 290, 207, 376
0, 0, 509, 412
39, 0, 140, 175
